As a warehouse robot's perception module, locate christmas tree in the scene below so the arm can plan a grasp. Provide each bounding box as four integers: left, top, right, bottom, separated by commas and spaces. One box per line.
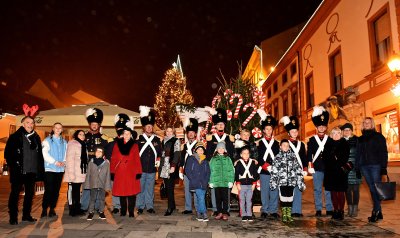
154, 56, 194, 129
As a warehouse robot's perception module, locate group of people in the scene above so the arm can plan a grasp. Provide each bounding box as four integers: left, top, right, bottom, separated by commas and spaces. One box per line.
4, 104, 388, 225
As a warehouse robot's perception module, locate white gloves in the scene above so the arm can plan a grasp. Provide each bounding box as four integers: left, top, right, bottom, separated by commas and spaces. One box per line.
228, 182, 233, 188
155, 160, 160, 168
267, 165, 272, 173
301, 171, 308, 177
308, 167, 315, 174
179, 172, 184, 180
209, 183, 214, 188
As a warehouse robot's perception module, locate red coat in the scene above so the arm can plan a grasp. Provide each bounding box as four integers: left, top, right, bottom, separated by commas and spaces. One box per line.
110, 142, 142, 196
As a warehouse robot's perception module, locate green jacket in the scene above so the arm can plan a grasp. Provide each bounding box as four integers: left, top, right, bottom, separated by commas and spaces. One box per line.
209, 154, 234, 187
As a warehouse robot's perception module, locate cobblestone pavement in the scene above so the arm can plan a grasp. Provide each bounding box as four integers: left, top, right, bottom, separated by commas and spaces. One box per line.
0, 175, 399, 237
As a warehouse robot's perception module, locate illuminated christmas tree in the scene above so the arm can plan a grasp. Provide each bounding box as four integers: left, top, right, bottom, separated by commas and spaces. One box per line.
154, 55, 194, 128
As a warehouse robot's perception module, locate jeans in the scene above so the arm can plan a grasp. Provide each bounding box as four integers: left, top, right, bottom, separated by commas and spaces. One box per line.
312, 171, 333, 211
361, 164, 382, 212
291, 186, 302, 214
111, 181, 121, 209
195, 189, 206, 214
211, 188, 217, 212
88, 188, 105, 213
259, 174, 278, 213
81, 189, 99, 211
184, 175, 197, 211
42, 172, 64, 210
136, 172, 156, 209
239, 185, 253, 217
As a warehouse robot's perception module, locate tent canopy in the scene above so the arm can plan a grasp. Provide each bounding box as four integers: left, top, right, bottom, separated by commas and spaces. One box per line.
16, 101, 141, 127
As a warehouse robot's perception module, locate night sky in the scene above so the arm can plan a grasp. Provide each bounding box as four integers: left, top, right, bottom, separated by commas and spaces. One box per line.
1, 0, 322, 111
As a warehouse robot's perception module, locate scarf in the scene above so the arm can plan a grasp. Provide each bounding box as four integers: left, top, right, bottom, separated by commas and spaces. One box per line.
22, 127, 38, 150
117, 138, 134, 155
93, 157, 105, 167
75, 138, 88, 174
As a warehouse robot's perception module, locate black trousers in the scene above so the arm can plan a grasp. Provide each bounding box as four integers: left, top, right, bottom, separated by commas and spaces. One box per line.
163, 177, 176, 210
68, 183, 82, 215
120, 195, 136, 215
42, 172, 64, 210
215, 187, 229, 214
8, 173, 36, 219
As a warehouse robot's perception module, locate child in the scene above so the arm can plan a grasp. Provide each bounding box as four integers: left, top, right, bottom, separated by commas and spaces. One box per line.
270, 139, 306, 223
235, 145, 259, 222
233, 129, 258, 162
185, 142, 211, 222
209, 142, 234, 221
84, 146, 112, 220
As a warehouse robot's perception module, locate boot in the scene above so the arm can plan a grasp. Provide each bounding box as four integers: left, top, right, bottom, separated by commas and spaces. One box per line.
339, 210, 344, 220
376, 210, 383, 220
368, 211, 378, 222
347, 205, 353, 217
281, 208, 287, 222
352, 205, 358, 217
287, 207, 294, 222
69, 205, 75, 216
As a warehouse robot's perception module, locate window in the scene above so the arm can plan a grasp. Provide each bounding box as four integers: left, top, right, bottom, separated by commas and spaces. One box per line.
290, 62, 297, 76
273, 101, 279, 118
282, 94, 288, 116
273, 82, 278, 93
291, 89, 298, 116
282, 71, 288, 85
305, 74, 314, 109
369, 6, 391, 69
330, 49, 343, 94
267, 88, 272, 99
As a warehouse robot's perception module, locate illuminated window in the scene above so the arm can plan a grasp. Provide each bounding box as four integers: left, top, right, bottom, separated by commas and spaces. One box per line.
330, 49, 343, 94
369, 5, 392, 69
305, 74, 314, 109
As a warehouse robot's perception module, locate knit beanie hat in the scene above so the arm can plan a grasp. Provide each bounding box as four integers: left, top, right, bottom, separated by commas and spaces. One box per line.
194, 141, 206, 152
215, 141, 227, 152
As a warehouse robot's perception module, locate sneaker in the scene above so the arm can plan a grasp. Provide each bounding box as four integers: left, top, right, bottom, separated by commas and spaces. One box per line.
326, 210, 333, 216
202, 214, 209, 222
196, 214, 204, 221
182, 210, 193, 215
112, 208, 120, 214
87, 212, 94, 221
99, 212, 106, 220
270, 213, 279, 219
247, 216, 254, 222
260, 212, 268, 218
315, 211, 322, 217
137, 209, 144, 215
40, 210, 47, 218
215, 213, 223, 220
242, 216, 247, 222
22, 216, 37, 222
147, 208, 156, 214
292, 213, 303, 217
222, 214, 228, 221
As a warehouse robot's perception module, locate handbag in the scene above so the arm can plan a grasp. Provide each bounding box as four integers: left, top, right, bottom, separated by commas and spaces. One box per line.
374, 175, 396, 201
160, 181, 167, 199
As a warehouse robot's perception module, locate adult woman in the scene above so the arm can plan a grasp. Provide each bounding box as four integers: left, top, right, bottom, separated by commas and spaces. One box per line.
111, 127, 142, 217
64, 130, 88, 216
341, 123, 362, 217
324, 127, 350, 220
41, 123, 67, 218
356, 117, 388, 222
159, 127, 181, 216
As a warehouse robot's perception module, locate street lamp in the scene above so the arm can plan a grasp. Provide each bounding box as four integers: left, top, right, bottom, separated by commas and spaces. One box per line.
387, 54, 400, 97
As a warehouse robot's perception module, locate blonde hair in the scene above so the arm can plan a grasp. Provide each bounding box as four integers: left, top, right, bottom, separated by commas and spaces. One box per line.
362, 117, 376, 131
329, 127, 342, 138
240, 129, 250, 135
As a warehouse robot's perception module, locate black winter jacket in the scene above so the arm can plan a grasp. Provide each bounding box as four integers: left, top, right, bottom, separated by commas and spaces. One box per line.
356, 130, 388, 169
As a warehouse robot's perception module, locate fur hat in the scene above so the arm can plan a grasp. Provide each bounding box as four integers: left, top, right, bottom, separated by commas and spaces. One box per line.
212, 108, 227, 124
184, 118, 198, 133
139, 105, 156, 126
114, 113, 134, 136
311, 106, 329, 127
235, 139, 250, 154
280, 115, 299, 132
85, 108, 103, 124
260, 115, 277, 130
340, 122, 353, 131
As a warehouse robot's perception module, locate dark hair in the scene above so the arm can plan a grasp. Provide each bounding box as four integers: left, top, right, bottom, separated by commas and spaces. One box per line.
73, 129, 85, 140
21, 115, 34, 123
213, 151, 229, 157
280, 139, 289, 145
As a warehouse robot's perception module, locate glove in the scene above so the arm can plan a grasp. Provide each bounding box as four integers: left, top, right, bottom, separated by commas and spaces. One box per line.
308, 167, 315, 174
341, 166, 350, 174
169, 167, 175, 173
110, 174, 115, 181
155, 160, 160, 168
228, 182, 233, 188
301, 171, 308, 177
209, 183, 214, 188
136, 174, 142, 180
267, 165, 272, 173
380, 168, 387, 175
179, 172, 184, 180
356, 170, 362, 179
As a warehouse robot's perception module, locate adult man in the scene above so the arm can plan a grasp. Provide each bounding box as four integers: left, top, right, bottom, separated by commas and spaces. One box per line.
136, 106, 162, 214
81, 108, 111, 211
280, 115, 308, 217
257, 110, 280, 219
206, 108, 234, 215
179, 118, 199, 214
5, 116, 45, 225
307, 106, 334, 217
105, 113, 137, 214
